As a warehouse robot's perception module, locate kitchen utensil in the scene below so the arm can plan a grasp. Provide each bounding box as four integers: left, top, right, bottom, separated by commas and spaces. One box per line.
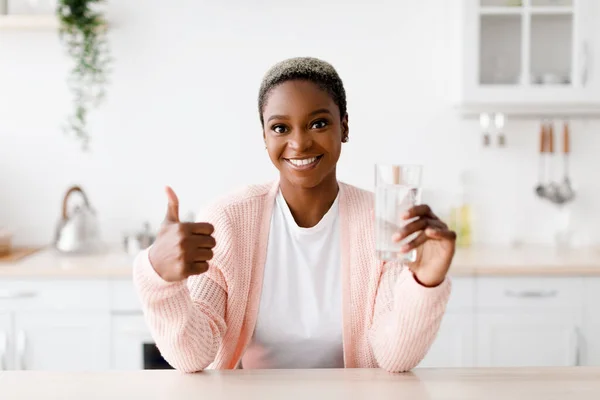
494, 113, 506, 147
54, 185, 104, 254
123, 222, 155, 256
557, 121, 575, 203
535, 122, 547, 198
480, 113, 491, 147
544, 121, 560, 202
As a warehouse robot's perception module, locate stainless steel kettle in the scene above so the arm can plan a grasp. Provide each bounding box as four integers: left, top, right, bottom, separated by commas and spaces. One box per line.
54, 186, 104, 254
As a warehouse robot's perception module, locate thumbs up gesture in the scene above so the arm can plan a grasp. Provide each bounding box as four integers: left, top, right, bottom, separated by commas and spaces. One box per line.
148, 186, 216, 282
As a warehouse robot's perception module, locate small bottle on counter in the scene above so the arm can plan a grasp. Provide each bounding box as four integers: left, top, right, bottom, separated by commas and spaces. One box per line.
448, 173, 472, 248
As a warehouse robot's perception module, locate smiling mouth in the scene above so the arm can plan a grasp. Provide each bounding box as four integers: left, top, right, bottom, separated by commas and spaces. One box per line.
284, 155, 323, 171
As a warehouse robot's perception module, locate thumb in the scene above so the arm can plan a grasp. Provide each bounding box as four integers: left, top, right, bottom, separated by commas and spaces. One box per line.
164, 186, 180, 223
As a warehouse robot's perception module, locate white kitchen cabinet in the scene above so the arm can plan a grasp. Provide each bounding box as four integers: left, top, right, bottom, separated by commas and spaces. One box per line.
459, 0, 600, 115
582, 278, 600, 366
475, 277, 584, 367
420, 275, 591, 368
0, 279, 111, 371
418, 312, 475, 368
110, 281, 164, 370
0, 312, 12, 370
13, 312, 110, 371
418, 277, 476, 368
3, 271, 600, 371
476, 276, 583, 311
110, 280, 142, 313
476, 311, 582, 367
111, 314, 158, 370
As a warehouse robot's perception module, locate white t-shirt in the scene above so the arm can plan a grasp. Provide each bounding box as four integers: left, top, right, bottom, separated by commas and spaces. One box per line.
241, 190, 343, 369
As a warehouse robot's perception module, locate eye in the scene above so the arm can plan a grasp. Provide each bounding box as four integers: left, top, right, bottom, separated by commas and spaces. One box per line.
310, 119, 328, 130
271, 124, 288, 134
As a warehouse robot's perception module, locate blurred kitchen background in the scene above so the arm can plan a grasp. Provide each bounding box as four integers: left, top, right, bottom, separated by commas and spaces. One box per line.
1, 0, 600, 371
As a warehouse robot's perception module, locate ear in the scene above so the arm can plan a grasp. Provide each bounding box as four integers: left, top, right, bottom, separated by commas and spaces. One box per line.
341, 113, 349, 143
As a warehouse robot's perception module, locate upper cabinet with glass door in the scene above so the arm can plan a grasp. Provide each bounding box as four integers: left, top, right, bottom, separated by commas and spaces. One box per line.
459, 0, 600, 116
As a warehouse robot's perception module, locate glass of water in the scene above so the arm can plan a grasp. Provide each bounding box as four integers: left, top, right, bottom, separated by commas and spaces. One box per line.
375, 164, 423, 262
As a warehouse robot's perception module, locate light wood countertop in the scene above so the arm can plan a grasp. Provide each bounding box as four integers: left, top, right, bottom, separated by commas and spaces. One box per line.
0, 246, 135, 278
0, 245, 599, 278
450, 245, 600, 276
1, 368, 599, 399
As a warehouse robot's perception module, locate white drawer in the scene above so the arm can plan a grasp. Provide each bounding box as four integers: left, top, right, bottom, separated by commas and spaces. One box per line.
584, 277, 600, 305
110, 279, 142, 313
476, 277, 583, 310
0, 279, 110, 311
446, 277, 475, 312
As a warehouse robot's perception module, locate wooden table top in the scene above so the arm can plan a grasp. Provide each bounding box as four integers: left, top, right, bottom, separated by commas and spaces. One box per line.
1, 367, 600, 399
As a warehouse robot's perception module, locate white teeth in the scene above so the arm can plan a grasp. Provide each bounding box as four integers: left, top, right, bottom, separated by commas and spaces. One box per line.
289, 157, 318, 166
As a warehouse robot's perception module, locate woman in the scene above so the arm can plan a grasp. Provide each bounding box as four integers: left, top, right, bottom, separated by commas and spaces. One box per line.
133, 57, 456, 373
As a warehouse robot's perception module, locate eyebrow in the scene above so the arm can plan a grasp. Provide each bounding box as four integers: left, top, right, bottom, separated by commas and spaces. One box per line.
266, 108, 333, 123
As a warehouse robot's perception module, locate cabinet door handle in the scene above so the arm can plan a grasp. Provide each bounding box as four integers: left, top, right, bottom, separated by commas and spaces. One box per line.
0, 290, 38, 300
504, 290, 558, 298
16, 330, 26, 370
0, 331, 7, 371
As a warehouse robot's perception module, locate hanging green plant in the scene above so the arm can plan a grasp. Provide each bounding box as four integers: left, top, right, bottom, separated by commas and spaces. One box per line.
56, 0, 111, 151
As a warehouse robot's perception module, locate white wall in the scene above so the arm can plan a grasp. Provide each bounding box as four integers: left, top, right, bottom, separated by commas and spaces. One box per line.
1, 0, 599, 247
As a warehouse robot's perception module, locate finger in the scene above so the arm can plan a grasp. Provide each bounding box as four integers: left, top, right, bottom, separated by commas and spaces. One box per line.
392, 218, 428, 242
402, 204, 436, 221
182, 222, 214, 236
428, 219, 449, 230
425, 219, 454, 239
187, 234, 216, 249
164, 186, 180, 223
190, 248, 213, 262
400, 231, 429, 253
189, 261, 209, 275
425, 226, 457, 240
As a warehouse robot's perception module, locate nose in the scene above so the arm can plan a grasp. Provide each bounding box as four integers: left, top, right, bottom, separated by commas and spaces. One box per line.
288, 129, 313, 152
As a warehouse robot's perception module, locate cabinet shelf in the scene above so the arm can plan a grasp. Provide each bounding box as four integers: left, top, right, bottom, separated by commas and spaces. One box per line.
480, 6, 574, 15
480, 7, 524, 15
458, 102, 600, 118
531, 6, 574, 15
0, 15, 58, 30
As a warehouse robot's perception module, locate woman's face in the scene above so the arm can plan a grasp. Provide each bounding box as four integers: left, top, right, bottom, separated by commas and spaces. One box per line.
262, 80, 348, 189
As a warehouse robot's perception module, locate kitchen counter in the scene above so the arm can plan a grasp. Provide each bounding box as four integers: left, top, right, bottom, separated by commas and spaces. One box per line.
0, 246, 135, 278
1, 368, 599, 399
450, 245, 600, 276
0, 245, 599, 278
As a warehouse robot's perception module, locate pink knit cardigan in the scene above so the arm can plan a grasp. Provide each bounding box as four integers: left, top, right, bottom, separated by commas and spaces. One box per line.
133, 181, 451, 373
